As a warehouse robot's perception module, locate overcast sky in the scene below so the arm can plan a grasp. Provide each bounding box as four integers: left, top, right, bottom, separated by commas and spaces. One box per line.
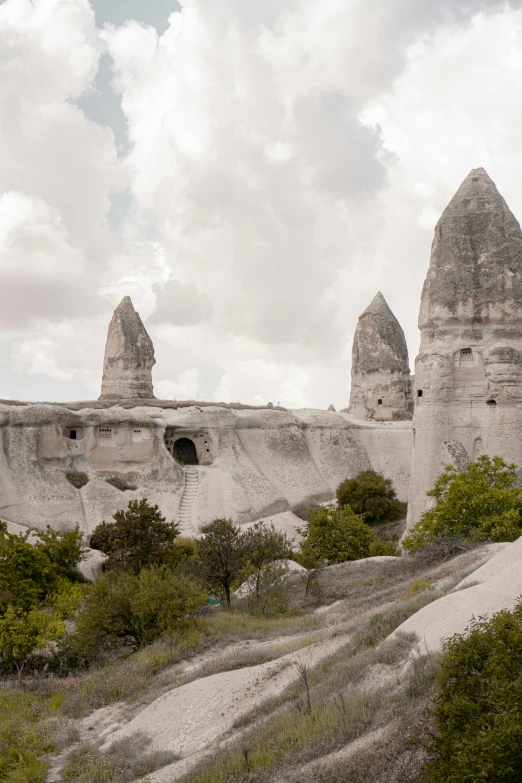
1, 0, 522, 408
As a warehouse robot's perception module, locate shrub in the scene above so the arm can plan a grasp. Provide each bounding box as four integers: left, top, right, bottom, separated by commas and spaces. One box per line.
90, 498, 180, 574
197, 520, 249, 607
33, 525, 88, 578
105, 475, 137, 492
0, 523, 58, 613
242, 522, 292, 609
66, 471, 89, 489
403, 455, 522, 551
418, 601, 522, 782
72, 566, 206, 656
0, 605, 65, 677
298, 505, 378, 564
336, 470, 405, 524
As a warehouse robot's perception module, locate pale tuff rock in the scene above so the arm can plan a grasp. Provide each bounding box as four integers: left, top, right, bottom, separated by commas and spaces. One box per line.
99, 297, 156, 400
419, 167, 522, 328
349, 292, 412, 421
407, 168, 522, 528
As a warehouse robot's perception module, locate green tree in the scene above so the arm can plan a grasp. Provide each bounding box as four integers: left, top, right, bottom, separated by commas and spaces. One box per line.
73, 567, 205, 656
90, 499, 180, 574
403, 455, 522, 551
33, 525, 87, 578
242, 522, 292, 605
197, 520, 248, 608
0, 605, 65, 678
336, 470, 405, 524
0, 523, 57, 614
298, 505, 378, 564
418, 601, 522, 783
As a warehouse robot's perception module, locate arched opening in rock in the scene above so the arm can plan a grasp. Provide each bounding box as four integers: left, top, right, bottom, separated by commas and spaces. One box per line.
173, 437, 199, 465
377, 399, 383, 405
487, 399, 497, 406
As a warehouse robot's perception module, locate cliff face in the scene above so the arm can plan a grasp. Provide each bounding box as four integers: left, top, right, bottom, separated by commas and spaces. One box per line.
0, 401, 412, 538
349, 292, 412, 421
99, 297, 156, 400
408, 168, 522, 529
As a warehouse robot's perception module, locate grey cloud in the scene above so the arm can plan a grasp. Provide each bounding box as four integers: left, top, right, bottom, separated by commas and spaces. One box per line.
90, 0, 180, 34
148, 280, 214, 326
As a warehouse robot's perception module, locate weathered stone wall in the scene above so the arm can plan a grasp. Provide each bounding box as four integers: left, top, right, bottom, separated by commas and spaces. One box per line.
0, 401, 412, 538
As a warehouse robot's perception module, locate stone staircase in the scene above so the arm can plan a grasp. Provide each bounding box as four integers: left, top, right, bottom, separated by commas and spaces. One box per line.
177, 466, 199, 535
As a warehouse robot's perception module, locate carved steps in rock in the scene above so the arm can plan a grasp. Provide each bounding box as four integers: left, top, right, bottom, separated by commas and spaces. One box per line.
177, 466, 199, 535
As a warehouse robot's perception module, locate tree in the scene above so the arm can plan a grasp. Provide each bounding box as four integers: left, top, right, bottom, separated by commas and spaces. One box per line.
336, 470, 405, 524
0, 523, 57, 614
197, 520, 248, 608
33, 525, 87, 578
418, 601, 522, 783
242, 522, 292, 605
73, 567, 206, 656
90, 499, 180, 574
403, 455, 522, 551
298, 505, 378, 564
0, 605, 65, 678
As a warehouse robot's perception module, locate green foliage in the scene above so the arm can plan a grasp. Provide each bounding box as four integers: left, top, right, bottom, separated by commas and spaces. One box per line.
90, 499, 180, 574
197, 519, 249, 607
418, 601, 522, 783
47, 580, 88, 621
0, 605, 65, 677
72, 566, 206, 656
242, 522, 292, 608
298, 505, 380, 564
403, 455, 522, 551
66, 471, 89, 489
336, 470, 405, 524
33, 525, 87, 578
0, 524, 57, 614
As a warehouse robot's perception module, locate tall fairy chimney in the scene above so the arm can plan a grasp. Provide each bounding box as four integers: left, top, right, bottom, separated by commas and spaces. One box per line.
349, 292, 412, 421
99, 296, 156, 400
407, 168, 522, 528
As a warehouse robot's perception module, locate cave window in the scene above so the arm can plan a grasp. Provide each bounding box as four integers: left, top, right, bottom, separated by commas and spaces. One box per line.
172, 437, 199, 466
70, 430, 77, 440
97, 427, 114, 439
377, 399, 383, 405
487, 399, 497, 405
460, 348, 473, 362
417, 390, 423, 398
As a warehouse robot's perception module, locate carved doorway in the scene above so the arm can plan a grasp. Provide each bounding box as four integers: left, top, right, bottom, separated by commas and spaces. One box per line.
173, 437, 199, 465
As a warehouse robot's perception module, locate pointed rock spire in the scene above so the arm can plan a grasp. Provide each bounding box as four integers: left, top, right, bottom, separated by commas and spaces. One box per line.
99, 296, 156, 400
349, 292, 412, 420
419, 167, 522, 329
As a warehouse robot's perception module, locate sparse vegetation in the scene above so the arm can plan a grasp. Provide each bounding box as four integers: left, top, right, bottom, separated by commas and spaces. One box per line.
105, 475, 138, 492
66, 471, 89, 489
417, 601, 522, 783
403, 455, 522, 551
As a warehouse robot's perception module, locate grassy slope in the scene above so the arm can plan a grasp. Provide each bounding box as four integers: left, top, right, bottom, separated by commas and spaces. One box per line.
0, 544, 493, 783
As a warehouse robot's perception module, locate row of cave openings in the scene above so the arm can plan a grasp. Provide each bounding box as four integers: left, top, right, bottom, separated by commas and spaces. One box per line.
62, 426, 204, 465
415, 348, 497, 405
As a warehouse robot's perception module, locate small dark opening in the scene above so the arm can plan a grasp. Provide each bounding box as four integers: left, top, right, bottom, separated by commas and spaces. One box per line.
206, 448, 210, 453
70, 430, 77, 440
417, 390, 423, 398
487, 399, 497, 406
461, 348, 472, 356
173, 437, 199, 465
377, 399, 382, 405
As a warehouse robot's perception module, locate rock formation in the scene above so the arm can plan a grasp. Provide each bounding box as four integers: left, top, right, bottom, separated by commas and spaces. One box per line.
99, 297, 156, 400
349, 292, 412, 421
407, 167, 522, 527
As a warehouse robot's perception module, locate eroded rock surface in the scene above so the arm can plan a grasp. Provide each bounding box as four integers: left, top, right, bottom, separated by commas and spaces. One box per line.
99, 297, 156, 400
349, 292, 412, 421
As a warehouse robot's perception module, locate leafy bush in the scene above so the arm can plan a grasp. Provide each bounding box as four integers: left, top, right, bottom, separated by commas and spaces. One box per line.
242, 522, 292, 609
418, 601, 522, 782
33, 525, 87, 579
336, 470, 406, 524
0, 523, 57, 613
72, 566, 206, 656
298, 505, 379, 564
403, 455, 522, 551
197, 519, 249, 608
66, 471, 89, 489
0, 605, 65, 677
90, 499, 180, 574
105, 475, 137, 492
